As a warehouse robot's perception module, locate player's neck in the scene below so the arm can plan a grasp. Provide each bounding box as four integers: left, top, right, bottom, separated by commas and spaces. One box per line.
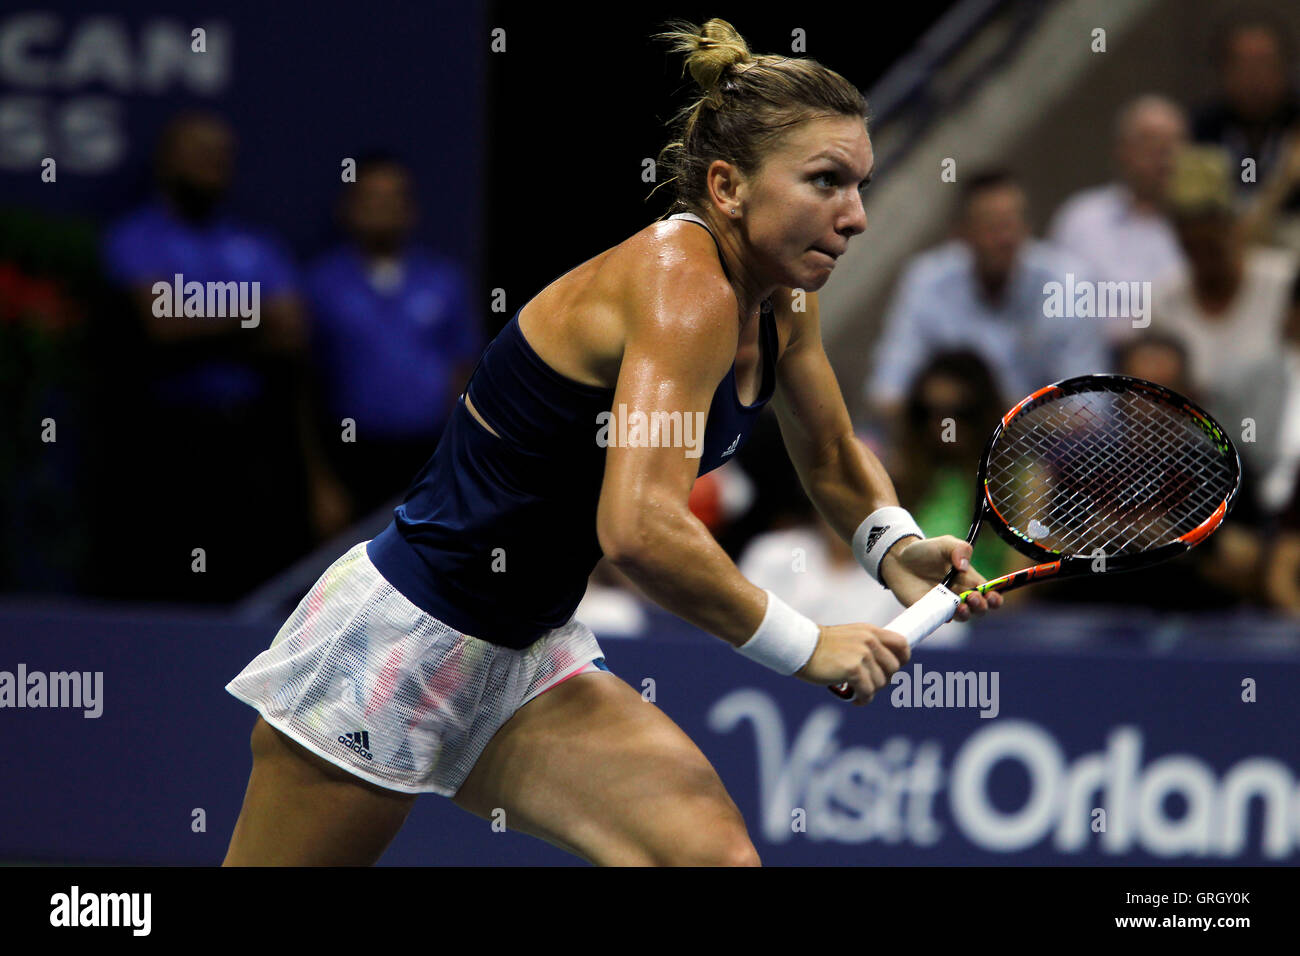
697, 209, 775, 325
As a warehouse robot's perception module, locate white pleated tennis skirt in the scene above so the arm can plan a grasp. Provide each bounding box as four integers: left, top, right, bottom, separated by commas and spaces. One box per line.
225, 541, 609, 795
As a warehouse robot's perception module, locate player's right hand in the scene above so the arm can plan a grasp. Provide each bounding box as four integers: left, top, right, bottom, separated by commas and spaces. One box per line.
794, 623, 910, 706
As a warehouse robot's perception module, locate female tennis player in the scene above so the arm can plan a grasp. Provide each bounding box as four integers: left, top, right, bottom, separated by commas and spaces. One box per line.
223, 18, 1001, 867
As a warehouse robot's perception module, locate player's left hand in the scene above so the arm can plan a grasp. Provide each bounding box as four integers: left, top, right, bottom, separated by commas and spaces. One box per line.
881, 535, 1003, 622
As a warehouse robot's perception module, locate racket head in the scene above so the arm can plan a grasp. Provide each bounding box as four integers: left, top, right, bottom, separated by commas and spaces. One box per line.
967, 374, 1241, 583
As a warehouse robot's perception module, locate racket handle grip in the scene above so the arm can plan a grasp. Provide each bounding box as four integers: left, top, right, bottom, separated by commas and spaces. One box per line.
828, 585, 963, 701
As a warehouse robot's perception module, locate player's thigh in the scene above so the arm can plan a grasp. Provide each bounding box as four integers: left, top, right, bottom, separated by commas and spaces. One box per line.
451, 672, 760, 866
223, 716, 417, 866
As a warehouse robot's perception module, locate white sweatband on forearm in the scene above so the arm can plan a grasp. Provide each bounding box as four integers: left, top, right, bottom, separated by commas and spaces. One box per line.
852, 506, 924, 587
734, 590, 820, 676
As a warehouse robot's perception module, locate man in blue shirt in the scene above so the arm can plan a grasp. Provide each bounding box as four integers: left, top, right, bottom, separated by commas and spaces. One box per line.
305, 153, 480, 516
101, 111, 349, 601
865, 170, 1111, 424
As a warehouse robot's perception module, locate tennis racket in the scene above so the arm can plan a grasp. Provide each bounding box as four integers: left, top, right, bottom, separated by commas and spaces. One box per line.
830, 374, 1241, 701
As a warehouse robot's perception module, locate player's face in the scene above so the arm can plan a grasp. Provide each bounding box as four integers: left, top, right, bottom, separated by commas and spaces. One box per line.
740, 115, 871, 291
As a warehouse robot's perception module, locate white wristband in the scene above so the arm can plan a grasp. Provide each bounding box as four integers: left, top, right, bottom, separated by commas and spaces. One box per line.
734, 590, 820, 676
853, 506, 924, 587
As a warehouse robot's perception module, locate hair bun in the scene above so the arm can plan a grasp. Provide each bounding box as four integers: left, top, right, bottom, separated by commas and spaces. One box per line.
650, 17, 867, 219
658, 18, 753, 95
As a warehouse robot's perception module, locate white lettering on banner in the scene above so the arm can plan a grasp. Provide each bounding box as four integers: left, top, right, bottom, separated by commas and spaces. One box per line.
708, 692, 1300, 859
0, 14, 232, 173
708, 690, 945, 845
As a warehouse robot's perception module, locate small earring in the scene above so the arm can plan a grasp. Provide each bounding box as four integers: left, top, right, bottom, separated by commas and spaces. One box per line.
731, 207, 739, 216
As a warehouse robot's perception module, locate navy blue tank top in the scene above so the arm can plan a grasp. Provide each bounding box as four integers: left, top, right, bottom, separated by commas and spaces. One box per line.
367, 212, 779, 647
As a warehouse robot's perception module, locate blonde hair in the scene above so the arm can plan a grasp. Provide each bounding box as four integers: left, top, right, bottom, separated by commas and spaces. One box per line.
650, 18, 869, 217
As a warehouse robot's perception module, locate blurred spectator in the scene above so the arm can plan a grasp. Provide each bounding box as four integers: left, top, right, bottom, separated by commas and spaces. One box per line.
1116, 332, 1196, 396
0, 211, 98, 594
305, 153, 480, 517
1048, 95, 1189, 331
1240, 130, 1300, 254
888, 351, 1021, 585
1265, 328, 1300, 612
1226, 269, 1300, 617
1210, 268, 1300, 505
99, 111, 347, 602
864, 170, 1109, 425
1192, 16, 1300, 210
1268, 499, 1300, 616
1257, 273, 1300, 515
1148, 145, 1298, 419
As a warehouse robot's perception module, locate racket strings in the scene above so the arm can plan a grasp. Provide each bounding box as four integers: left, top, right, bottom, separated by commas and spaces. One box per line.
1003, 403, 1221, 552
1039, 401, 1221, 546
985, 387, 1235, 556
993, 394, 1226, 552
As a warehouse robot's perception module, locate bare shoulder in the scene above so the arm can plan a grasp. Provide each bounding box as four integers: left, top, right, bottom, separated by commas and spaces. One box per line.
619, 220, 738, 336
519, 219, 739, 389
603, 223, 754, 410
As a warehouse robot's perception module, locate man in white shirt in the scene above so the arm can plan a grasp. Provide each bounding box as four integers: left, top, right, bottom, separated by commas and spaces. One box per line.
1264, 281, 1300, 615
1048, 95, 1189, 335
865, 171, 1110, 423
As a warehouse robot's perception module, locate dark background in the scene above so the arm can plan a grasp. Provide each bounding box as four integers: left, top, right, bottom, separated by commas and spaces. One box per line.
0, 0, 485, 263
481, 5, 960, 331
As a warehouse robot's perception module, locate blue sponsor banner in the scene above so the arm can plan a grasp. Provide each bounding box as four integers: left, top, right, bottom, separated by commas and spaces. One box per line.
0, 0, 484, 261
0, 601, 1296, 865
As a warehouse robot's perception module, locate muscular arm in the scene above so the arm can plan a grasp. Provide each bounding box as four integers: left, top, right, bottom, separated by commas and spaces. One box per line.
594, 268, 769, 648
771, 290, 995, 615
770, 290, 913, 584
594, 269, 922, 700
